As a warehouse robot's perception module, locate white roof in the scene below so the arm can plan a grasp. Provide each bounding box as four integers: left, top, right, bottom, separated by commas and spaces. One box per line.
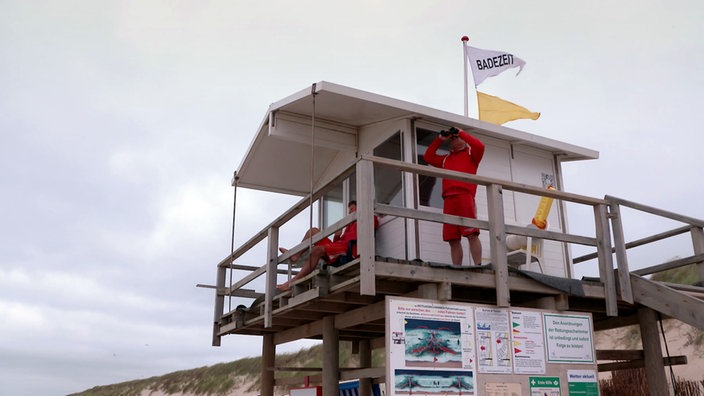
235, 81, 598, 196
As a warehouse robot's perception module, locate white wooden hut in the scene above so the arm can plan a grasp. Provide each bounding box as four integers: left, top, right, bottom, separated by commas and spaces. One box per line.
234, 81, 597, 275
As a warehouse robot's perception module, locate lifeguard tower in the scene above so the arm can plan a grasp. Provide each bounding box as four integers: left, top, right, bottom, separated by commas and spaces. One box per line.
207, 82, 704, 396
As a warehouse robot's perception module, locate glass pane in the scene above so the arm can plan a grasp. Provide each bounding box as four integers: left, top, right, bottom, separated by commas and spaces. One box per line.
373, 131, 403, 206
416, 128, 446, 209
322, 185, 343, 229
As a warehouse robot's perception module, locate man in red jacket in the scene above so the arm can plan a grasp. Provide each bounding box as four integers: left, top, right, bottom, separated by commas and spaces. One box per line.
277, 201, 379, 291
423, 127, 485, 266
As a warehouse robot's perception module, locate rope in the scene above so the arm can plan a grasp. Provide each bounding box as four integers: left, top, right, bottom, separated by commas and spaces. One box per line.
657, 312, 678, 395
308, 84, 317, 259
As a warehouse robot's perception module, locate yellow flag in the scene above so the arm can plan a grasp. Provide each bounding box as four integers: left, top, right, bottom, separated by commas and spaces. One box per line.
477, 91, 540, 125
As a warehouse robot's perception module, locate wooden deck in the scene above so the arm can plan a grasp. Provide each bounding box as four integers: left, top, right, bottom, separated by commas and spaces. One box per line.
218, 255, 703, 340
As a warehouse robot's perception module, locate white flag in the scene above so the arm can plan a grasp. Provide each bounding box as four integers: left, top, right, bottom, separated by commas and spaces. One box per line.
467, 46, 526, 86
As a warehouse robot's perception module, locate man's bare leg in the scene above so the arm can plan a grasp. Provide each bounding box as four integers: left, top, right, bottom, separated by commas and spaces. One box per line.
468, 235, 482, 265
278, 228, 321, 264
277, 245, 327, 291
278, 247, 296, 264
448, 239, 463, 266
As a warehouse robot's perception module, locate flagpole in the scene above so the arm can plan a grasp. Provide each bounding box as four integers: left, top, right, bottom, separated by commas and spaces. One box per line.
462, 36, 470, 117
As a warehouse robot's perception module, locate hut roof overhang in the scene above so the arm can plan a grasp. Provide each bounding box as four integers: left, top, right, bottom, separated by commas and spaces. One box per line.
235, 81, 598, 196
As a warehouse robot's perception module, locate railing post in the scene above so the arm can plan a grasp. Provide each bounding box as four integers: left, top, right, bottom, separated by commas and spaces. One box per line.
356, 159, 376, 296
487, 184, 510, 307
322, 315, 340, 396
261, 333, 276, 396
594, 204, 617, 316
264, 226, 279, 328
691, 226, 704, 284
358, 339, 372, 396
637, 308, 669, 396
212, 265, 226, 346
608, 201, 633, 303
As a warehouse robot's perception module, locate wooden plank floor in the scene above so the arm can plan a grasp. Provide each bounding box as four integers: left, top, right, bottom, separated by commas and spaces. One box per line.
216, 257, 642, 341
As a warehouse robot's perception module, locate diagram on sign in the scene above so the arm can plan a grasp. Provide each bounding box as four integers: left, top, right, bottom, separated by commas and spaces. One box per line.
394, 369, 474, 395
405, 318, 462, 368
387, 298, 477, 396
510, 310, 546, 374
475, 307, 512, 374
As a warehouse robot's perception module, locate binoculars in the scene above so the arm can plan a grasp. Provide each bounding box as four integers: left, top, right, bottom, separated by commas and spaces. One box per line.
440, 127, 460, 137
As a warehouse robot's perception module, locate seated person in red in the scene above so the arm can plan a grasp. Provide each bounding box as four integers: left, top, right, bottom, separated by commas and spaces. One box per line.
278, 227, 332, 267
277, 201, 379, 291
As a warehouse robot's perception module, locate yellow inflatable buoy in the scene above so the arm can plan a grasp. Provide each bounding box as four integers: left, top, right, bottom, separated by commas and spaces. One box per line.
531, 186, 556, 230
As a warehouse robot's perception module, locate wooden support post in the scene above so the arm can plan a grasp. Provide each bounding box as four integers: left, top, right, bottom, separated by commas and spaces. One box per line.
637, 308, 668, 396
534, 296, 556, 310
356, 159, 376, 296
358, 339, 372, 396
417, 283, 438, 299
691, 227, 704, 283
212, 265, 226, 346
261, 334, 275, 396
438, 281, 452, 301
416, 283, 450, 301
594, 204, 617, 316
608, 202, 633, 303
265, 226, 279, 328
322, 316, 340, 396
535, 296, 557, 311
487, 184, 509, 307
553, 294, 569, 311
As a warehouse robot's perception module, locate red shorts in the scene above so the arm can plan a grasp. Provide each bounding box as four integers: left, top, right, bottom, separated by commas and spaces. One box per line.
443, 193, 480, 241
323, 240, 352, 260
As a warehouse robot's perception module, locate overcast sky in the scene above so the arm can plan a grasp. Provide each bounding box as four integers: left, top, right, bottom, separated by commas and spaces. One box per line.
2, 1, 703, 395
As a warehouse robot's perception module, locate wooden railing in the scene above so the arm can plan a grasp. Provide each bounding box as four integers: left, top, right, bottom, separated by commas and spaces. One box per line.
211, 155, 704, 345
360, 155, 611, 311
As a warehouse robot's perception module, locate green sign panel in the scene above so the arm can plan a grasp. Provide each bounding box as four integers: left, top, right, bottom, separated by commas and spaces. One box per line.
529, 376, 561, 395
567, 370, 599, 396
568, 381, 598, 395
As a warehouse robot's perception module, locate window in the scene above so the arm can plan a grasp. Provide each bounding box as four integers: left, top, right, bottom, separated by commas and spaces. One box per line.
416, 128, 447, 209
321, 185, 343, 229
322, 175, 354, 229
373, 131, 403, 207
322, 131, 403, 226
